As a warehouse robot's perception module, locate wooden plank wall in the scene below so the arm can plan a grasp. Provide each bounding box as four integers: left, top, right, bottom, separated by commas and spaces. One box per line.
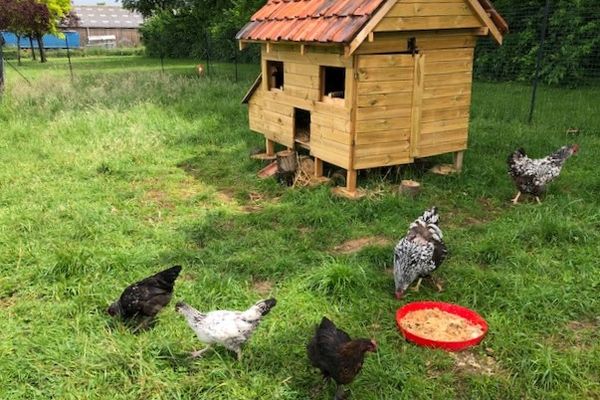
247, 44, 353, 169
354, 54, 414, 169
374, 0, 483, 32
357, 31, 476, 159
419, 47, 473, 157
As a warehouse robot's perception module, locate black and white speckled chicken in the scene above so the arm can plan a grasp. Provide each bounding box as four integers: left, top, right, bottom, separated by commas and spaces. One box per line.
307, 317, 377, 400
393, 207, 447, 299
175, 298, 277, 360
507, 144, 579, 204
107, 265, 182, 331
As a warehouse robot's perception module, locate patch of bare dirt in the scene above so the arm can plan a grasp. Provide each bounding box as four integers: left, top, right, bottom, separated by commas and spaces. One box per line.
332, 236, 391, 254
179, 273, 197, 282
449, 349, 502, 376
143, 189, 175, 209
0, 295, 17, 309
216, 189, 237, 204
252, 280, 274, 295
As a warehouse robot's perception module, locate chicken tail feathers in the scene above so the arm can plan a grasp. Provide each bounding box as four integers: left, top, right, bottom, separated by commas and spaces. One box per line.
319, 316, 336, 331
418, 207, 440, 226
157, 265, 182, 284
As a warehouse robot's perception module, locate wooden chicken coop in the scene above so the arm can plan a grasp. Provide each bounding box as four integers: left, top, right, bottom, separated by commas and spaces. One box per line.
237, 0, 507, 197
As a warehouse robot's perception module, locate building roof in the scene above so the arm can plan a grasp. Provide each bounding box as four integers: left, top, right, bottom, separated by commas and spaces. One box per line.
236, 0, 507, 44
69, 6, 143, 28
236, 0, 387, 43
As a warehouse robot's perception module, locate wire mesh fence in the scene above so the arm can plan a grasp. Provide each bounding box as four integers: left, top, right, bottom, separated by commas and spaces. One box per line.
475, 0, 600, 85
2, 0, 598, 125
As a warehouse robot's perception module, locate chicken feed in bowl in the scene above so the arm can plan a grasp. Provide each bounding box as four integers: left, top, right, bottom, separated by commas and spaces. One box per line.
399, 308, 484, 342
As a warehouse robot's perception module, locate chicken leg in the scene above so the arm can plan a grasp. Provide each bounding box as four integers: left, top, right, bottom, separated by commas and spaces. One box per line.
411, 278, 423, 292
511, 191, 522, 204
429, 275, 444, 292
334, 384, 347, 400
132, 316, 153, 333
190, 346, 212, 358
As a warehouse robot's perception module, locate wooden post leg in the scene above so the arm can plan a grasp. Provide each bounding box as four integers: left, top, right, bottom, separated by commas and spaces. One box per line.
266, 139, 275, 156
346, 168, 357, 194
314, 158, 323, 178
453, 151, 464, 173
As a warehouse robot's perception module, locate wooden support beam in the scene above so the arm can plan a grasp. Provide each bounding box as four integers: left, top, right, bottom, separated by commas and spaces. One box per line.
314, 157, 323, 178
453, 151, 465, 173
266, 42, 272, 53
409, 54, 425, 158
475, 27, 489, 36
266, 138, 275, 156
238, 40, 247, 51
368, 32, 374, 42
346, 168, 357, 193
300, 44, 306, 55
347, 0, 398, 56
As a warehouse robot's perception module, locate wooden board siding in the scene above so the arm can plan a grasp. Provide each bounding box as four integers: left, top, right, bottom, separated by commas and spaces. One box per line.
356, 30, 478, 54
418, 47, 474, 157
354, 53, 415, 169
374, 0, 484, 33
247, 44, 353, 168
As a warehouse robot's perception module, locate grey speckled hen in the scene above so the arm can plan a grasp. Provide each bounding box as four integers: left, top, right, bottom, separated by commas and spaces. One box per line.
507, 144, 579, 204
393, 207, 447, 299
176, 298, 277, 360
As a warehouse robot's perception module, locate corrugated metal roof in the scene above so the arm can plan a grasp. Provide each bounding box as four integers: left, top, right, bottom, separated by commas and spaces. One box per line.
68, 6, 143, 28
236, 0, 507, 44
236, 0, 387, 44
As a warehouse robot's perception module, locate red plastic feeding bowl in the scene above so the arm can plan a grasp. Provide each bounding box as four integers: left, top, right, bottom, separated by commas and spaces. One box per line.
396, 301, 488, 352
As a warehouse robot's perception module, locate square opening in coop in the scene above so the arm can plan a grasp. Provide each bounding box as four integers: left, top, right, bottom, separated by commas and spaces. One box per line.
321, 66, 346, 100
294, 108, 311, 146
267, 61, 284, 91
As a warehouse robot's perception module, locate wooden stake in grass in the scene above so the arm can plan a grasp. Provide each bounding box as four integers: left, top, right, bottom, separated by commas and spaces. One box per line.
276, 150, 297, 186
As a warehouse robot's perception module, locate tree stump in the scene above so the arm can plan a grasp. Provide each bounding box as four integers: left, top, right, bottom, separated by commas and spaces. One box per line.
399, 180, 421, 198
276, 150, 297, 186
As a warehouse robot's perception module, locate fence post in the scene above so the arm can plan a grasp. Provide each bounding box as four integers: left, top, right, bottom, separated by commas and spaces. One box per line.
205, 33, 210, 77
0, 41, 4, 94
65, 32, 74, 83
234, 44, 238, 83
528, 0, 551, 124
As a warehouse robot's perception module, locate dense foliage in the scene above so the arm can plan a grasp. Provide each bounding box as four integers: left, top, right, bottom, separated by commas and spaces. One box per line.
124, 0, 262, 62
0, 0, 52, 62
475, 0, 600, 85
128, 0, 599, 85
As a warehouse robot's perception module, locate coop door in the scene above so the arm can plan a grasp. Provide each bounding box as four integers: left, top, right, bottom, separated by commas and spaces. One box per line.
355, 53, 423, 169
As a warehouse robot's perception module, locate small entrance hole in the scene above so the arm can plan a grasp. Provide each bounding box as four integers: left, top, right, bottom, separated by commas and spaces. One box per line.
294, 108, 311, 146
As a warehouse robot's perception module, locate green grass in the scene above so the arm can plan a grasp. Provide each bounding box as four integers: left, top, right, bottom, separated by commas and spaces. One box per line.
1, 56, 599, 400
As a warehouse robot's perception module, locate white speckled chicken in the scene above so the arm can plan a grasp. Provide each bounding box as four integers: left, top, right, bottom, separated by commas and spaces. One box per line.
175, 298, 277, 360
507, 144, 579, 204
393, 207, 447, 299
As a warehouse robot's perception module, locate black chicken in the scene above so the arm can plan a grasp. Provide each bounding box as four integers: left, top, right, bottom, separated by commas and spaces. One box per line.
307, 317, 377, 400
107, 265, 182, 331
507, 144, 579, 204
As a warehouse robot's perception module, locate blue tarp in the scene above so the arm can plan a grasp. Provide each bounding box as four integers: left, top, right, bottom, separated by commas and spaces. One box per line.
0, 31, 80, 49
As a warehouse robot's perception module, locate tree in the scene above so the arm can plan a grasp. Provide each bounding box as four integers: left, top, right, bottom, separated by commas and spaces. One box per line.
0, 0, 53, 63
36, 0, 70, 62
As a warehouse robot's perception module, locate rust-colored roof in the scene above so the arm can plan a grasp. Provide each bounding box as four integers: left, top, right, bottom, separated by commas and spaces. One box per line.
236, 0, 507, 44
236, 0, 387, 44
477, 0, 509, 34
